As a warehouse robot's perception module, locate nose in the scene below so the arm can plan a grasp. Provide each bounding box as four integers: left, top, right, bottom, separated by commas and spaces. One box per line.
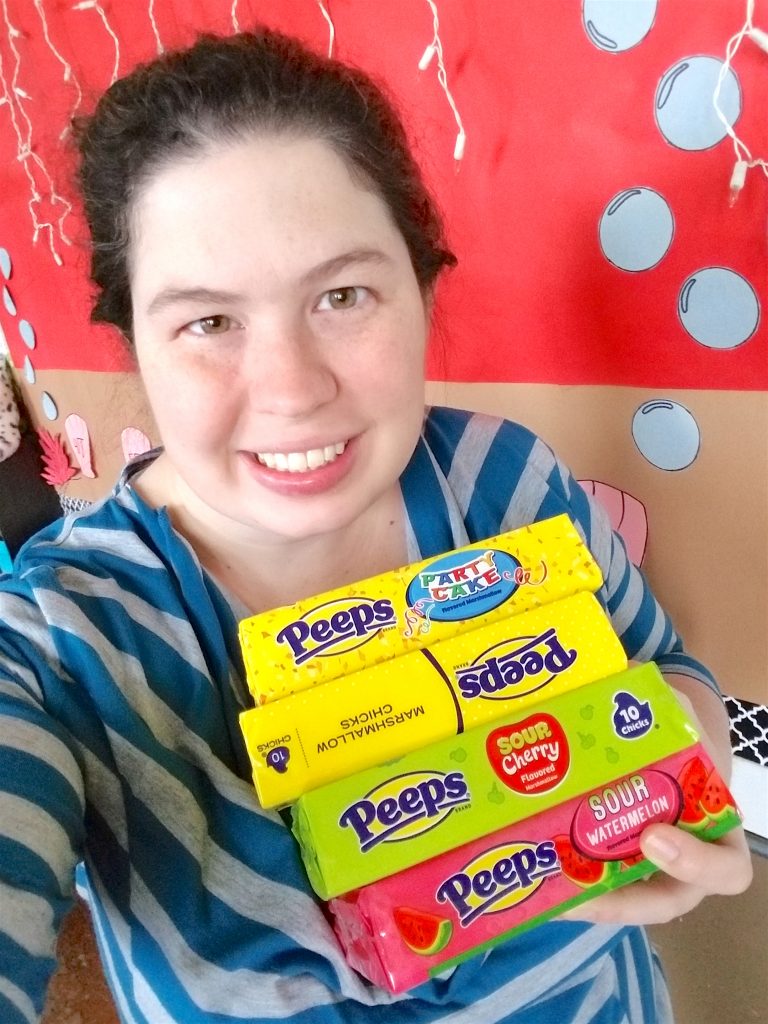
245, 316, 338, 418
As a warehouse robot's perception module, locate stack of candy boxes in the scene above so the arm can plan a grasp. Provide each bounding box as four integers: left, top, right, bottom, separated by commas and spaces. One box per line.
238, 515, 740, 994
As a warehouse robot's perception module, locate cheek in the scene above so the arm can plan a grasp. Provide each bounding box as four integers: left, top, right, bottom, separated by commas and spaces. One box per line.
367, 313, 427, 402
344, 353, 423, 417
140, 356, 231, 442
391, 343, 427, 402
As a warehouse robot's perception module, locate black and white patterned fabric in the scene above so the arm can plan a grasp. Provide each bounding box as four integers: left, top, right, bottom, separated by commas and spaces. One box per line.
0, 361, 20, 464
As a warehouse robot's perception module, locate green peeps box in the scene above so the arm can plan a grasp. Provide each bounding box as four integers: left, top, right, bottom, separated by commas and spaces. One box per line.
292, 663, 700, 899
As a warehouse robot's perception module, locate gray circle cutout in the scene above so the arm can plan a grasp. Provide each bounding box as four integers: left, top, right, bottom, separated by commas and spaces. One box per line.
678, 267, 759, 349
24, 355, 35, 384
632, 400, 700, 471
583, 0, 657, 52
599, 187, 674, 271
0, 248, 10, 279
655, 56, 740, 151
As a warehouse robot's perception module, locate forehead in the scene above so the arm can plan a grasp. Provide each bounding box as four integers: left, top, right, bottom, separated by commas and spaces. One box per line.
128, 134, 406, 288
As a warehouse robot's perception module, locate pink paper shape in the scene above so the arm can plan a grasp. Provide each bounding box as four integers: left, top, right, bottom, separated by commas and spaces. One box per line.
64, 413, 96, 478
121, 426, 152, 463
578, 479, 648, 567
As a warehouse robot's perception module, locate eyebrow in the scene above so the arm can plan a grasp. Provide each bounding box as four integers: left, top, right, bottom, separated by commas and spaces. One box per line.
146, 286, 249, 316
300, 249, 392, 284
145, 249, 393, 317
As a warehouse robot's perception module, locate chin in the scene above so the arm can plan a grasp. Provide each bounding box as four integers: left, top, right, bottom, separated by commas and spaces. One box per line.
228, 498, 358, 543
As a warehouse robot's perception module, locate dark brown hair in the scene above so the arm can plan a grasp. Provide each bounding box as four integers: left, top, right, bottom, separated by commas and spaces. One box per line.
73, 28, 456, 340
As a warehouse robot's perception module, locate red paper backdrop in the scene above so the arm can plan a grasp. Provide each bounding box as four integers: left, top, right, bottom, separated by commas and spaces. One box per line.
0, 0, 765, 388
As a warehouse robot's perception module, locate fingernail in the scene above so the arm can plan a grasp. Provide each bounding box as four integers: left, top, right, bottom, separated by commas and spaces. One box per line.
643, 833, 679, 865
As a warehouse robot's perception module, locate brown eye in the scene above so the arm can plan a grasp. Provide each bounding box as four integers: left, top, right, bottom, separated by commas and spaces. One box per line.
326, 287, 359, 310
187, 315, 234, 335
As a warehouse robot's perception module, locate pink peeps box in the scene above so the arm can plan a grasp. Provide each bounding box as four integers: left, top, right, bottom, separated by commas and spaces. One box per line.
328, 744, 740, 994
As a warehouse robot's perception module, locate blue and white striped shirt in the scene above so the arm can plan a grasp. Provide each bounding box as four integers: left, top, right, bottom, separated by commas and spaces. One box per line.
0, 408, 708, 1023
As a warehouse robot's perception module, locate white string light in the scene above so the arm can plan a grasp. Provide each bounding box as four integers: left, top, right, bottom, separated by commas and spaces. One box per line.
72, 1, 121, 85
419, 0, 466, 162
34, 0, 84, 140
148, 0, 164, 54
0, 0, 71, 265
317, 1, 335, 59
713, 0, 768, 205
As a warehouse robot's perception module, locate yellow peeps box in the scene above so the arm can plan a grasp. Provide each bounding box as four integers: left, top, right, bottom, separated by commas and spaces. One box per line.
239, 514, 603, 704
240, 591, 627, 808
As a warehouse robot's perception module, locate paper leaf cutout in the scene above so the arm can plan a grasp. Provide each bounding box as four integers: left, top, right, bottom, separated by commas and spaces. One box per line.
578, 479, 648, 567
65, 412, 96, 478
121, 426, 152, 463
37, 429, 77, 486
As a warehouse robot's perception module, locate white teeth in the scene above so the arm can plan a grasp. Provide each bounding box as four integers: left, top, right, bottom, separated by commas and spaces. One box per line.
287, 452, 308, 473
256, 441, 347, 473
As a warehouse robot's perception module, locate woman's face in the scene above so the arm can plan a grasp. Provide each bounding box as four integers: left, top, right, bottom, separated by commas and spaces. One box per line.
129, 134, 430, 545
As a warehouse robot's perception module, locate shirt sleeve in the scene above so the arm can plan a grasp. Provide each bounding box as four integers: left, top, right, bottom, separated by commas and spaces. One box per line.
0, 582, 85, 1024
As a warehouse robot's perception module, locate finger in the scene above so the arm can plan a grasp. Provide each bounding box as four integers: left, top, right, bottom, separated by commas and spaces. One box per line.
562, 826, 753, 926
562, 872, 706, 926
640, 824, 753, 895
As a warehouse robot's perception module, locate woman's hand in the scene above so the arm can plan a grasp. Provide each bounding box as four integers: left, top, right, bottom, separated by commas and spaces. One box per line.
563, 821, 752, 926
564, 669, 753, 926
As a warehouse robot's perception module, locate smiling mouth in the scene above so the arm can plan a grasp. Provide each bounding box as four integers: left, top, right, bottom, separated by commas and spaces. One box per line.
254, 441, 348, 473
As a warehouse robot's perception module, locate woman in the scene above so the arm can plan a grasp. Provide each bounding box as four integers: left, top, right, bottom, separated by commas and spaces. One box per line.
0, 28, 751, 1024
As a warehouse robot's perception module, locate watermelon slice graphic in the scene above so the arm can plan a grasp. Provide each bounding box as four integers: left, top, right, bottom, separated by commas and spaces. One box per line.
554, 834, 610, 887
620, 851, 646, 870
677, 755, 709, 832
700, 768, 732, 822
393, 907, 452, 956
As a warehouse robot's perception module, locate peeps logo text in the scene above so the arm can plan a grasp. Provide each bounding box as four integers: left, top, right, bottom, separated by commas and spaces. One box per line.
275, 597, 397, 666
455, 628, 577, 701
436, 840, 559, 926
339, 770, 470, 852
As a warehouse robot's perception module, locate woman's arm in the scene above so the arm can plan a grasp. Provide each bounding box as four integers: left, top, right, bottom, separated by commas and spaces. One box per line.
665, 671, 734, 782
0, 608, 85, 1024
